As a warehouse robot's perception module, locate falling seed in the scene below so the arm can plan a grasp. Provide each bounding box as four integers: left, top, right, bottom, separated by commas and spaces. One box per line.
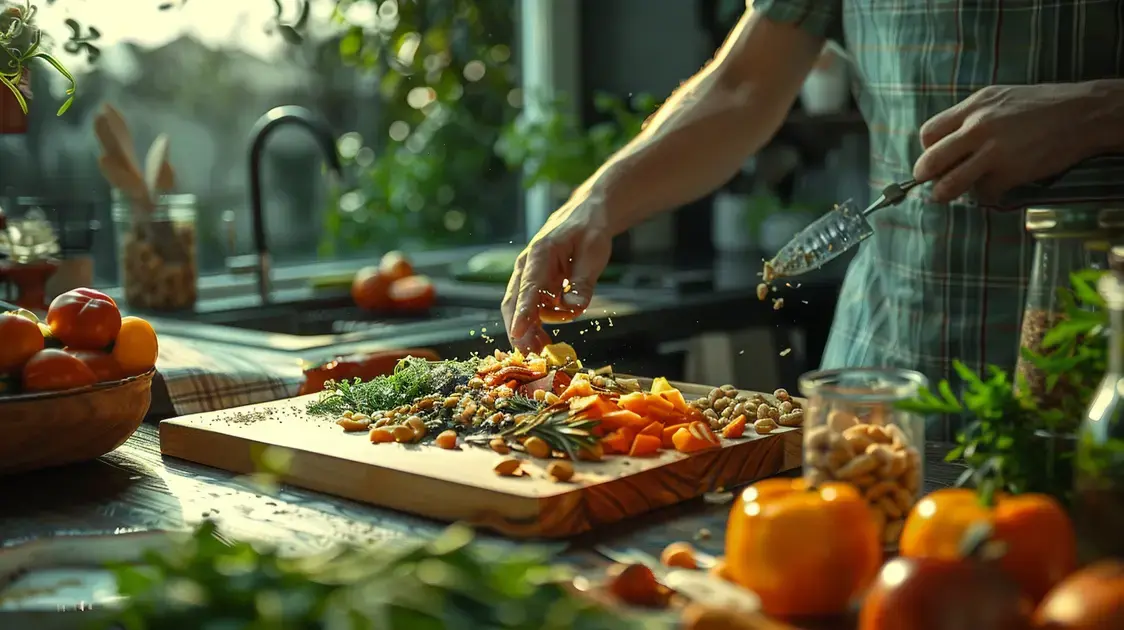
756, 283, 769, 301
779, 347, 792, 357
607, 317, 614, 327
552, 329, 560, 335
773, 298, 785, 311
469, 330, 476, 336
739, 350, 745, 355
801, 300, 809, 305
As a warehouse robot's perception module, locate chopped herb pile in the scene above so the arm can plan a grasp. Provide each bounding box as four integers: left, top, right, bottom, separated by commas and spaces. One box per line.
307, 357, 481, 417
97, 521, 661, 630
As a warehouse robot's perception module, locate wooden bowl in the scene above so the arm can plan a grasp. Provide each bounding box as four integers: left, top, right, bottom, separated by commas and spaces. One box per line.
0, 369, 155, 474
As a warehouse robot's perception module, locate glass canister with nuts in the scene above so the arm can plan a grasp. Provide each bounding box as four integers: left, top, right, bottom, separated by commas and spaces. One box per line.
112, 191, 198, 311
798, 368, 927, 547
688, 384, 805, 435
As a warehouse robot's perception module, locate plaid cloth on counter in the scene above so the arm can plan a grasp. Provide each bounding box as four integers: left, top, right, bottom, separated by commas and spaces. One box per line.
156, 336, 305, 416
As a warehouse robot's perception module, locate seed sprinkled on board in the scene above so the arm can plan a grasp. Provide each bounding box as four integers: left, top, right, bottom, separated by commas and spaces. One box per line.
772, 298, 784, 311
779, 347, 792, 357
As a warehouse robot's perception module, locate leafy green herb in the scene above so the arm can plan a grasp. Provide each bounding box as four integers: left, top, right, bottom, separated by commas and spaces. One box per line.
1, 0, 78, 116
490, 404, 601, 461
307, 357, 480, 417
98, 521, 654, 630
897, 270, 1111, 504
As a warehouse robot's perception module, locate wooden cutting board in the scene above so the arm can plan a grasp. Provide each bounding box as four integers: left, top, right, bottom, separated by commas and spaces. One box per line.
159, 378, 803, 538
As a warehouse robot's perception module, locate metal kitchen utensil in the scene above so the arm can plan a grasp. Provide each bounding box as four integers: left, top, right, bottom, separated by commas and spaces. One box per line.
766, 179, 920, 280
594, 545, 760, 614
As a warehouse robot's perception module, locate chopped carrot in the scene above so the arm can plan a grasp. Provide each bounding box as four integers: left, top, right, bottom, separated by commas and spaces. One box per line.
650, 377, 675, 394
569, 394, 619, 420
602, 427, 637, 454
617, 391, 648, 415
558, 376, 594, 402
662, 423, 689, 449
638, 420, 664, 438
505, 379, 520, 390
722, 415, 747, 439
629, 433, 662, 457
659, 388, 690, 413
684, 406, 706, 423
672, 421, 721, 454
600, 409, 648, 432
643, 393, 675, 414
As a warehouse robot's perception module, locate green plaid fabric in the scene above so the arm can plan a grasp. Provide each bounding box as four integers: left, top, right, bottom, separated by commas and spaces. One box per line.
754, 0, 1124, 438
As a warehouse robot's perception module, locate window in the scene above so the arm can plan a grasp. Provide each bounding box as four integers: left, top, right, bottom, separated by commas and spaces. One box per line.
0, 0, 524, 289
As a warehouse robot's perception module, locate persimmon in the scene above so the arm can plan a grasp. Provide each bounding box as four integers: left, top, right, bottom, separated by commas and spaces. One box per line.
388, 275, 436, 311
351, 266, 393, 311
0, 312, 44, 373
112, 316, 159, 376
22, 348, 98, 392
64, 349, 122, 382
1033, 560, 1124, 630
46, 288, 121, 350
726, 478, 882, 618
900, 488, 1076, 603
378, 250, 415, 282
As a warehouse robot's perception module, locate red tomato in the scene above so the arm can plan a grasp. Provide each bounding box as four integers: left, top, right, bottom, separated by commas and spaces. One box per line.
389, 275, 436, 311
379, 251, 415, 282
351, 266, 393, 311
64, 348, 123, 382
22, 348, 98, 392
47, 288, 122, 350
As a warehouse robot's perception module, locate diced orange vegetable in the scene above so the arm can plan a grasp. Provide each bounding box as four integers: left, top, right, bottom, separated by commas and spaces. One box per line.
672, 421, 721, 454
722, 415, 747, 439
600, 409, 649, 432
569, 394, 619, 420
662, 423, 689, 449
659, 388, 690, 413
602, 427, 637, 454
684, 406, 706, 423
630, 433, 662, 457
643, 393, 675, 414
617, 391, 648, 415
650, 377, 674, 394
558, 376, 594, 402
638, 421, 664, 437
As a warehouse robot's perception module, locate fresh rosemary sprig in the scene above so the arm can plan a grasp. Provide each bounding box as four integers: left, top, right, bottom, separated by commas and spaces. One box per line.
497, 404, 601, 461
307, 356, 480, 416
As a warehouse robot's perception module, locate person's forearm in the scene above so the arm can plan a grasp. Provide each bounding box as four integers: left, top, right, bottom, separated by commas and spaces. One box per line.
1085, 79, 1124, 154
575, 11, 825, 236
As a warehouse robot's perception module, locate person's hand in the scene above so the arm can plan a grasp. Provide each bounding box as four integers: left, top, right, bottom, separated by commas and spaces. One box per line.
503, 190, 613, 354
913, 83, 1103, 204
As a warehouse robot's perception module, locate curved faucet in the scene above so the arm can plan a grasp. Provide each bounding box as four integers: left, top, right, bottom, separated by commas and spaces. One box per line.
236, 105, 343, 304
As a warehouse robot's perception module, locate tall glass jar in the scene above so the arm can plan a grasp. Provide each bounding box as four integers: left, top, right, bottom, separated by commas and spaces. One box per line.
1075, 244, 1124, 562
1016, 206, 1124, 411
799, 368, 927, 548
112, 191, 198, 311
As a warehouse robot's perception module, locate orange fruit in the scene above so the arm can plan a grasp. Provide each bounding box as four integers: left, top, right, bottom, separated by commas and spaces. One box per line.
0, 312, 45, 373
351, 266, 393, 311
112, 316, 159, 376
379, 250, 415, 282
22, 348, 98, 392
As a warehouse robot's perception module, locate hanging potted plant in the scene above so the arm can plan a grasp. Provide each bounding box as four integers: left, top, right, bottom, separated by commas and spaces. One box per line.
0, 0, 77, 134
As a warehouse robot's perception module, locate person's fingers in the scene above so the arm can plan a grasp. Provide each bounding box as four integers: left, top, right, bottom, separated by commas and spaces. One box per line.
502, 250, 527, 346
511, 244, 551, 343
913, 124, 979, 185
561, 237, 610, 313
930, 147, 994, 203
918, 90, 982, 149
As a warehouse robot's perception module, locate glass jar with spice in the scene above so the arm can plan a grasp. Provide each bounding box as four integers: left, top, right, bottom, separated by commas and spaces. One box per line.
112, 191, 198, 311
1016, 206, 1124, 411
798, 368, 927, 548
1075, 244, 1124, 563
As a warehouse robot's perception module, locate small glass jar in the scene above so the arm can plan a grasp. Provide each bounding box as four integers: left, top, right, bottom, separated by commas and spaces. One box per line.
1016, 206, 1124, 411
1074, 245, 1124, 562
799, 368, 928, 547
112, 191, 198, 311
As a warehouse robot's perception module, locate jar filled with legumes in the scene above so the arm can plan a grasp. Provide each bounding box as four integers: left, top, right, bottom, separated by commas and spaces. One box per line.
798, 368, 927, 547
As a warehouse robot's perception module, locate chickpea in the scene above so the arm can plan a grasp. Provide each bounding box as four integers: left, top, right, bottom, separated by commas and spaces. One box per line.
392, 425, 416, 443
435, 430, 458, 450
443, 396, 460, 408
493, 458, 522, 477
546, 461, 574, 482
489, 438, 511, 454
524, 436, 552, 459
406, 415, 427, 437
369, 427, 394, 443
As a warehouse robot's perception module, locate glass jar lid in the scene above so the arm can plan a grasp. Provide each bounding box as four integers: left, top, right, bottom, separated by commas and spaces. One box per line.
110, 190, 197, 223
1025, 206, 1124, 239
798, 368, 928, 404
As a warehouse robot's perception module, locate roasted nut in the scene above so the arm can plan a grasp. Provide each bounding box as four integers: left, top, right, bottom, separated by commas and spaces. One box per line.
756, 403, 772, 420
577, 443, 604, 462
756, 283, 769, 301
435, 430, 458, 449
392, 425, 416, 443
842, 424, 875, 453
778, 409, 804, 427
773, 388, 790, 401
493, 458, 522, 477
827, 410, 859, 432
369, 427, 394, 443
754, 417, 778, 434
779, 400, 794, 414
489, 438, 511, 455
835, 453, 878, 479
524, 436, 552, 459
546, 461, 574, 482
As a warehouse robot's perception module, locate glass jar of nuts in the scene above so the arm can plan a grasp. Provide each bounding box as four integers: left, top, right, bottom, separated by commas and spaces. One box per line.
798, 368, 927, 547
688, 384, 804, 435
112, 191, 198, 311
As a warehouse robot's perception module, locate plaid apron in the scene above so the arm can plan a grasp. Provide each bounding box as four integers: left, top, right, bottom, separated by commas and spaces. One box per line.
755, 0, 1124, 437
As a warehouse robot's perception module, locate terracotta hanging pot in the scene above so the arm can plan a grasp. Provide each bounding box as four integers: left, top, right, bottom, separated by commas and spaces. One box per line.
0, 68, 29, 135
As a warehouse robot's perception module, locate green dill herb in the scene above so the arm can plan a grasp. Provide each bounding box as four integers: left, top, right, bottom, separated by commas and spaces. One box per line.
307, 357, 480, 417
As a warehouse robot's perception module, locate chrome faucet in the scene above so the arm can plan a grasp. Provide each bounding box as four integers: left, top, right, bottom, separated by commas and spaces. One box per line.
226, 106, 343, 304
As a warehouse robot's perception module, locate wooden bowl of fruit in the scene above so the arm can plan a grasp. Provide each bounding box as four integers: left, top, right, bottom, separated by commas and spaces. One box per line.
0, 289, 160, 475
